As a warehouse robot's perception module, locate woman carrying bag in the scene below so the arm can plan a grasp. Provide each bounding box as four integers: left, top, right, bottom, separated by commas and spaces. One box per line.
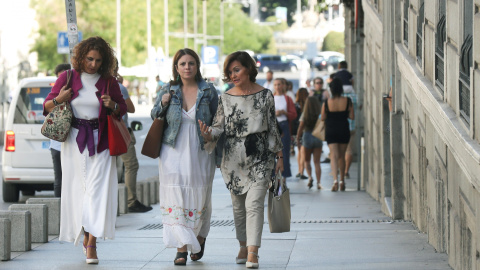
42, 36, 127, 264
150, 48, 219, 266
199, 51, 283, 269
296, 96, 323, 190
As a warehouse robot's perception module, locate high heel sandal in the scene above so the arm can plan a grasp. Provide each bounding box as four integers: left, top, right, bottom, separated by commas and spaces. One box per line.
246, 251, 260, 269
340, 181, 345, 191
174, 251, 188, 266
85, 245, 99, 264
317, 183, 323, 190
307, 178, 313, 189
190, 238, 206, 261
82, 243, 87, 256
235, 245, 247, 264
331, 181, 338, 192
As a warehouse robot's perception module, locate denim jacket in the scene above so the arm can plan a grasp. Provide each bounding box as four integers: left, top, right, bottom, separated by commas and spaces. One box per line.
151, 80, 220, 163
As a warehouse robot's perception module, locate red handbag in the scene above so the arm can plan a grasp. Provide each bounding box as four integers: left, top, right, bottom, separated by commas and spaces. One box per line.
106, 79, 131, 156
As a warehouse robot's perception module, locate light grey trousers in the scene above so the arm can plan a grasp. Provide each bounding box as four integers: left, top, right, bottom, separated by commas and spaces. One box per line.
231, 182, 268, 247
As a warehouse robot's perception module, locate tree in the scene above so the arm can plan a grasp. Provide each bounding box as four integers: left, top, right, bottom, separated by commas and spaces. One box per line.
30, 1, 274, 73
322, 31, 345, 53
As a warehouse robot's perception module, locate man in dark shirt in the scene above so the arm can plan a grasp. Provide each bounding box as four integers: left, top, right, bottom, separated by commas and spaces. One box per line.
335, 61, 354, 94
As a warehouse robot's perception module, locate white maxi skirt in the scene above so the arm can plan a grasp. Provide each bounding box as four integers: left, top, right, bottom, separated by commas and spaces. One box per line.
59, 127, 118, 245
159, 106, 215, 253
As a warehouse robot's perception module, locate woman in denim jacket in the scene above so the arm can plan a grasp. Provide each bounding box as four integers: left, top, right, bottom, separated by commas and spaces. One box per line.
150, 48, 219, 265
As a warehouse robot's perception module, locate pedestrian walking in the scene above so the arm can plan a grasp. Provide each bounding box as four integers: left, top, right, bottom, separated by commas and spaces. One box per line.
273, 78, 297, 181
151, 48, 219, 266
199, 51, 283, 269
50, 63, 71, 197
115, 66, 152, 213
321, 77, 354, 191
296, 96, 323, 189
293, 88, 309, 180
43, 36, 127, 264
262, 70, 274, 91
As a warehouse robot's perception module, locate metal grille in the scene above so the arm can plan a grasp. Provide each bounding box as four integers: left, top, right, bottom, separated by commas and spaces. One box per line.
416, 1, 424, 65
435, 14, 446, 94
403, 0, 409, 46
459, 77, 470, 123
138, 219, 405, 230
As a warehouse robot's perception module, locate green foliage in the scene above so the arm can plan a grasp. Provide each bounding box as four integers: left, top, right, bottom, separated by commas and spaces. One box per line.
30, 1, 274, 73
322, 31, 345, 53
265, 16, 288, 32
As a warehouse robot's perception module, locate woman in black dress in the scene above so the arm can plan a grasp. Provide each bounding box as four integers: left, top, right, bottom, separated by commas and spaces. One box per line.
320, 78, 354, 191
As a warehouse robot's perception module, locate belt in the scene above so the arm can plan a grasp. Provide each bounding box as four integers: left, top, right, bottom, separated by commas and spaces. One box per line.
72, 117, 99, 157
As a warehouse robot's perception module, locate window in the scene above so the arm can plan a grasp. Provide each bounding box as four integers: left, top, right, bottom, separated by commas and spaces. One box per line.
403, 0, 409, 46
416, 1, 424, 65
435, 0, 446, 94
459, 0, 473, 123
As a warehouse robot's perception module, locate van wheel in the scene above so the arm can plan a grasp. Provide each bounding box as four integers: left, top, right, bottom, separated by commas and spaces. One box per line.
3, 180, 19, 202
262, 66, 270, 73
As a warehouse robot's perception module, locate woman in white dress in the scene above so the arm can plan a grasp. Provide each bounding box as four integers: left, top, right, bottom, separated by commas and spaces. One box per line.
43, 37, 126, 264
199, 51, 284, 269
151, 48, 219, 265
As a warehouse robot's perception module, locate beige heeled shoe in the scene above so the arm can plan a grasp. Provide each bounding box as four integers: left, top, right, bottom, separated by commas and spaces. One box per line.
235, 245, 247, 264
246, 252, 259, 269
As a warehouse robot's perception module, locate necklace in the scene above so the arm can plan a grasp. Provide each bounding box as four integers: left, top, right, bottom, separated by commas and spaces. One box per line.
240, 84, 254, 96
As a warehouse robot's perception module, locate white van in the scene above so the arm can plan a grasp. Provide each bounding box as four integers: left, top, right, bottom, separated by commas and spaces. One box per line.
2, 76, 57, 202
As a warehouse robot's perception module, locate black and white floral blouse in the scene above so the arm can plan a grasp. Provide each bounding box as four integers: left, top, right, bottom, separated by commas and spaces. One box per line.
205, 89, 283, 195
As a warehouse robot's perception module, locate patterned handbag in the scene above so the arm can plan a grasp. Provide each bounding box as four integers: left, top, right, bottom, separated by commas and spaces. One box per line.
41, 70, 73, 142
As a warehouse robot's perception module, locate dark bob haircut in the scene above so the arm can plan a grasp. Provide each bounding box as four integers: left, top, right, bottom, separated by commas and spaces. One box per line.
170, 48, 203, 86
72, 36, 116, 78
222, 51, 258, 83
329, 77, 344, 97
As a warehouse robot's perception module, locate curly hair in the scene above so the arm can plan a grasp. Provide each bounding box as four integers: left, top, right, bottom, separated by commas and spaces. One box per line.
170, 48, 203, 86
71, 36, 116, 78
303, 96, 321, 131
223, 51, 257, 83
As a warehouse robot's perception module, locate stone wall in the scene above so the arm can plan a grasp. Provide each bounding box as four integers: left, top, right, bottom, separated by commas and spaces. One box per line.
343, 0, 480, 269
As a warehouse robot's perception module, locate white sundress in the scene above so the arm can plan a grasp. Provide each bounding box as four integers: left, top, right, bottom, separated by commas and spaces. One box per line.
158, 104, 215, 253
59, 72, 118, 245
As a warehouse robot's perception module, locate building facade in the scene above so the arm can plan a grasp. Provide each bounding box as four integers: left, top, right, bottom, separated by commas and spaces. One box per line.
343, 0, 479, 268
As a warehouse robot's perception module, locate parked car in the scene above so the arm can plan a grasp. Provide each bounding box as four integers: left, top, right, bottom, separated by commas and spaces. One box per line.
253, 54, 297, 73
285, 54, 311, 70
2, 76, 57, 202
313, 51, 345, 72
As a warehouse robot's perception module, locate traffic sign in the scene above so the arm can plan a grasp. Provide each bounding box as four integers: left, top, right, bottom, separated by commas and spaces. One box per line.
57, 31, 82, 54
202, 46, 219, 65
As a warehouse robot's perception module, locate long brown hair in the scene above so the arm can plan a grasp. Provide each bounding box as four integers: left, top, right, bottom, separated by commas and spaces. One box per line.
295, 88, 309, 110
72, 36, 116, 78
303, 96, 321, 130
170, 48, 203, 85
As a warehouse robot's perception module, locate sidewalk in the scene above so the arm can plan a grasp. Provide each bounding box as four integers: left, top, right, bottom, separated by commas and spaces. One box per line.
0, 151, 451, 269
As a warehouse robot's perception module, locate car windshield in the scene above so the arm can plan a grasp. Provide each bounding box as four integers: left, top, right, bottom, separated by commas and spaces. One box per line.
14, 87, 51, 124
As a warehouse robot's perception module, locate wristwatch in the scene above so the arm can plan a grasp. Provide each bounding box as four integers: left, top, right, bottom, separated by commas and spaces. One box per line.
52, 98, 59, 106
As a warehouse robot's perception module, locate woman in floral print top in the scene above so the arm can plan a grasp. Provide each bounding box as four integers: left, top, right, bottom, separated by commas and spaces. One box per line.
200, 51, 283, 268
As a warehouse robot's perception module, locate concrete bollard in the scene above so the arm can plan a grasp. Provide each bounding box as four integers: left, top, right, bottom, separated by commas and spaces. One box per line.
0, 218, 11, 261
154, 180, 160, 203
9, 204, 48, 243
26, 198, 60, 235
148, 180, 157, 205
118, 184, 128, 214
142, 181, 151, 206
0, 210, 31, 252
136, 182, 144, 206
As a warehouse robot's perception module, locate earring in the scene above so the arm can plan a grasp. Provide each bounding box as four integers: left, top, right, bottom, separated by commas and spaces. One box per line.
177, 74, 180, 81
